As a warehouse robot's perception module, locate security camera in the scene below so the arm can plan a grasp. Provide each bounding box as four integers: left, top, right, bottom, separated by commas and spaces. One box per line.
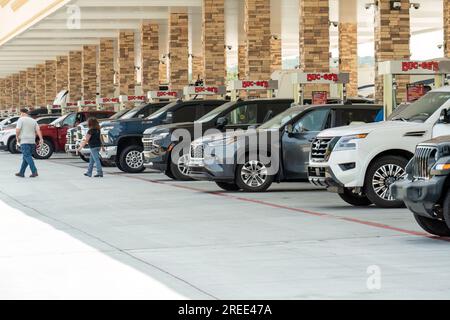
329, 21, 338, 27
410, 2, 420, 9
365, 2, 376, 9
438, 44, 443, 50
391, 1, 401, 10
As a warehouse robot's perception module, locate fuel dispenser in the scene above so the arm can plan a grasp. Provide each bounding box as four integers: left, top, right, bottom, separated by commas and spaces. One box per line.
96, 97, 120, 111
118, 95, 147, 111
229, 80, 278, 101
147, 90, 182, 103
183, 86, 226, 100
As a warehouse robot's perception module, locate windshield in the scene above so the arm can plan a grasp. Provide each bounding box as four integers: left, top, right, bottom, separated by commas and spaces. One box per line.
120, 105, 146, 120
392, 91, 450, 123
147, 101, 178, 120
109, 109, 130, 120
258, 107, 305, 130
196, 101, 236, 123
50, 114, 68, 126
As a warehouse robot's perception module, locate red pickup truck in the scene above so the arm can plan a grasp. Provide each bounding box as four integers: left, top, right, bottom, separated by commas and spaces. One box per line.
34, 110, 114, 159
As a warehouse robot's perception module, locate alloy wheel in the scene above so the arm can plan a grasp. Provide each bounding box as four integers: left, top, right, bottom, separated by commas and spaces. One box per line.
372, 164, 406, 201
240, 160, 268, 188
177, 154, 190, 176
36, 143, 50, 158
125, 150, 144, 169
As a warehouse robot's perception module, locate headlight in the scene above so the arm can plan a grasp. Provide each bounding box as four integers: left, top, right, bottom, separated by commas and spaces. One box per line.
334, 134, 368, 152
101, 126, 113, 134
431, 158, 450, 176
152, 132, 170, 141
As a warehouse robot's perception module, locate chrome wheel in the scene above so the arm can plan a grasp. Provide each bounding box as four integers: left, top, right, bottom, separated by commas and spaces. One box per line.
177, 154, 190, 176
36, 143, 50, 158
240, 160, 268, 188
372, 164, 406, 201
125, 150, 143, 169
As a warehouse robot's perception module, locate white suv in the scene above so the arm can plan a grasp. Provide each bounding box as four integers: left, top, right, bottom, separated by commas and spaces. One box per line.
308, 87, 450, 208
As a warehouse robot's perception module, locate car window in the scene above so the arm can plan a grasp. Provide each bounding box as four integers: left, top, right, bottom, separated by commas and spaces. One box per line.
37, 118, 56, 125
225, 103, 258, 125
255, 102, 292, 123
334, 108, 380, 126
293, 108, 329, 133
62, 113, 77, 127
173, 104, 198, 122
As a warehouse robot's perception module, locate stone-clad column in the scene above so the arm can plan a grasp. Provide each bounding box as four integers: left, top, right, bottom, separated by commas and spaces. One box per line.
245, 0, 271, 80
141, 23, 160, 93
56, 56, 69, 92
99, 39, 115, 97
118, 31, 136, 95
26, 68, 36, 107
69, 51, 83, 103
169, 12, 189, 91
202, 0, 226, 86
5, 77, 12, 109
445, 0, 450, 57
19, 71, 27, 107
35, 64, 46, 107
299, 0, 330, 98
0, 79, 5, 109
45, 60, 57, 105
375, 0, 410, 103
192, 55, 204, 82
82, 45, 98, 100
271, 36, 282, 74
159, 61, 168, 84
238, 44, 247, 80
339, 0, 358, 98
12, 74, 20, 109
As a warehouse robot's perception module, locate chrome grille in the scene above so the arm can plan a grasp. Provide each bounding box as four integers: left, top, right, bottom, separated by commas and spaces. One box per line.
190, 144, 205, 159
66, 131, 76, 144
310, 137, 333, 161
413, 145, 438, 180
142, 137, 156, 151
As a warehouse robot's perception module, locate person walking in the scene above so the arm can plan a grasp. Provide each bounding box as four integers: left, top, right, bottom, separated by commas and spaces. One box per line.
77, 118, 103, 178
15, 108, 43, 178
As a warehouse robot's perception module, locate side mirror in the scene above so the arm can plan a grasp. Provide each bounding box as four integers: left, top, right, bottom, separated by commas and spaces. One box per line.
440, 109, 450, 124
216, 116, 228, 128
55, 123, 62, 128
163, 112, 173, 124
285, 124, 294, 135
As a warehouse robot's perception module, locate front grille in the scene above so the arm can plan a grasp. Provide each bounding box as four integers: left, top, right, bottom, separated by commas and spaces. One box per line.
190, 144, 205, 159
310, 137, 333, 161
142, 137, 157, 152
66, 131, 75, 144
413, 145, 438, 180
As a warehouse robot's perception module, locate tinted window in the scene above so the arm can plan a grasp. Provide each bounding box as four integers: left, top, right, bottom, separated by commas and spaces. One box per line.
293, 108, 329, 133
88, 113, 111, 120
62, 113, 77, 127
173, 104, 198, 122
392, 91, 450, 122
334, 108, 380, 126
37, 118, 57, 125
225, 103, 258, 125
256, 102, 291, 123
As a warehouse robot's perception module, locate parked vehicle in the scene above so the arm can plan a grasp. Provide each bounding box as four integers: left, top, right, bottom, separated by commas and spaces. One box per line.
101, 100, 227, 173
391, 136, 450, 236
0, 116, 19, 131
0, 116, 59, 154
187, 103, 381, 191
35, 110, 114, 159
143, 99, 294, 181
308, 87, 450, 208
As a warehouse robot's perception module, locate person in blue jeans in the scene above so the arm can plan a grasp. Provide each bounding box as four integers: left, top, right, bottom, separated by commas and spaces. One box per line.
15, 108, 44, 178
77, 118, 103, 178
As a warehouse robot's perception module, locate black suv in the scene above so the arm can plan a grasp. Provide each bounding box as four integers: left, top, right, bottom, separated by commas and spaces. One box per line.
101, 100, 227, 173
187, 104, 382, 192
142, 99, 293, 180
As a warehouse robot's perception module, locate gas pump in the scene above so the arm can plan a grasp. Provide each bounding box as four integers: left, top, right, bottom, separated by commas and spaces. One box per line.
147, 90, 182, 103
96, 97, 120, 111
291, 72, 349, 105
229, 80, 278, 101
183, 86, 226, 100
118, 95, 147, 111
379, 59, 450, 118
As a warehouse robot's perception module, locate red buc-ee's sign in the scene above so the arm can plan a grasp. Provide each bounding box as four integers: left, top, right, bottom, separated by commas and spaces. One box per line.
306, 73, 339, 82
402, 61, 439, 72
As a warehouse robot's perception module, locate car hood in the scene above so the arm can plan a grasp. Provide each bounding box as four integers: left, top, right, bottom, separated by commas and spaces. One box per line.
317, 120, 425, 137
144, 122, 193, 135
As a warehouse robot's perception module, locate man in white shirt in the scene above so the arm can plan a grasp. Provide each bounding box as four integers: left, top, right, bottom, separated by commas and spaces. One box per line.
15, 108, 43, 178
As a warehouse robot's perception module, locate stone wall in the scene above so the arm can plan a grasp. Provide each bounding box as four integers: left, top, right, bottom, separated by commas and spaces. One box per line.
12, 74, 19, 109
69, 51, 83, 103
19, 71, 27, 107
141, 23, 160, 93
26, 68, 36, 107
118, 31, 136, 95
82, 45, 98, 100
270, 37, 282, 74
238, 44, 247, 80
339, 22, 358, 97
99, 39, 115, 97
35, 64, 46, 106
56, 56, 69, 92
169, 12, 189, 91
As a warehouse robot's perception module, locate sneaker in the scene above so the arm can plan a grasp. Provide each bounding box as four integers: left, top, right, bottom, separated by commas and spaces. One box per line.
30, 173, 39, 178
94, 174, 103, 178
84, 173, 92, 177
15, 173, 24, 178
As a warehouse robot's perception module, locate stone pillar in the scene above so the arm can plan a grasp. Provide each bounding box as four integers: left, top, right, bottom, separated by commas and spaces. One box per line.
68, 51, 83, 103
169, 12, 189, 91
82, 45, 98, 100
118, 31, 136, 95
245, 0, 271, 80
192, 55, 204, 82
99, 39, 115, 97
45, 60, 57, 105
56, 56, 69, 92
0, 79, 4, 110
26, 68, 36, 107
35, 64, 46, 107
374, 0, 410, 103
238, 44, 247, 80
299, 0, 330, 98
159, 61, 168, 84
5, 77, 12, 109
339, 0, 358, 98
445, 0, 450, 58
19, 71, 27, 107
202, 0, 226, 86
12, 74, 19, 109
141, 23, 160, 93
271, 36, 282, 73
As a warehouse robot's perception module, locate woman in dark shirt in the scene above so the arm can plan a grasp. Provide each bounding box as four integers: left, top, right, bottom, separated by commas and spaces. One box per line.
77, 118, 103, 178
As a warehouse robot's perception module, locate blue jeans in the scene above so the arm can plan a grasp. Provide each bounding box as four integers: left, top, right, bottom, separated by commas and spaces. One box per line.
19, 144, 37, 175
87, 147, 103, 176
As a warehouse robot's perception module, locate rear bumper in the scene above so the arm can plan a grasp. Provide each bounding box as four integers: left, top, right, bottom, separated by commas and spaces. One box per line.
390, 176, 446, 219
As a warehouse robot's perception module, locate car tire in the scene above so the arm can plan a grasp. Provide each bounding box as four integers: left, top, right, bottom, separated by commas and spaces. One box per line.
8, 137, 20, 154
235, 159, 274, 192
338, 188, 372, 206
414, 213, 450, 237
119, 145, 145, 173
441, 189, 450, 231
364, 155, 408, 208
79, 154, 89, 163
216, 181, 241, 191
169, 152, 193, 181
32, 139, 54, 160
115, 157, 124, 171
